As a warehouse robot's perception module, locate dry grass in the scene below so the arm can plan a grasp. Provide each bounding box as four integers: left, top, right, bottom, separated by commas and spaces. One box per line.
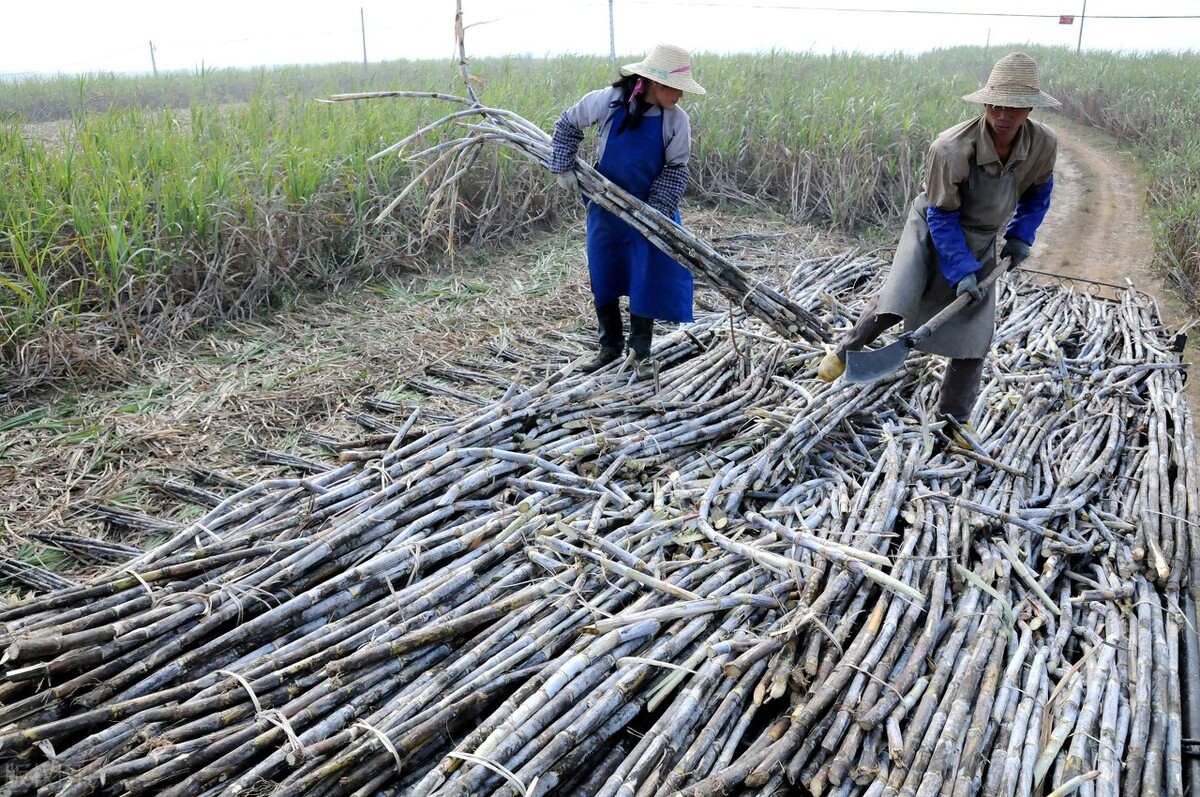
0, 209, 838, 592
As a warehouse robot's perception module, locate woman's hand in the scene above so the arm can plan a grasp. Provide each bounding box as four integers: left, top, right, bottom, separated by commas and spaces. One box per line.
555, 170, 579, 192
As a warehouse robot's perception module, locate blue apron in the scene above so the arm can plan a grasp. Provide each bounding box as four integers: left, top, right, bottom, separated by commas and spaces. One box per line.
585, 106, 694, 323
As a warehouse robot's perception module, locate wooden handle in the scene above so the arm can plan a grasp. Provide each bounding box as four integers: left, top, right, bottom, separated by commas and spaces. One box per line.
905, 257, 1013, 346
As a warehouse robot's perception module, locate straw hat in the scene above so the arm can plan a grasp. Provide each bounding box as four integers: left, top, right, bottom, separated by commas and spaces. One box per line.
962, 52, 1060, 108
620, 44, 706, 95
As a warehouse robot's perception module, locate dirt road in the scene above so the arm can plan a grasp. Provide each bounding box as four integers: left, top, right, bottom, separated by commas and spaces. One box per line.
1030, 113, 1198, 436
1033, 115, 1155, 294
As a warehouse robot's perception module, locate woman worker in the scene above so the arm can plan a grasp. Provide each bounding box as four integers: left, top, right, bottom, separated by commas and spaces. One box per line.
548, 44, 706, 379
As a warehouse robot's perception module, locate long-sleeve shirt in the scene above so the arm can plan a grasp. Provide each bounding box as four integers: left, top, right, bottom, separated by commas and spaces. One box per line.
548, 87, 692, 217
923, 114, 1057, 285
550, 86, 692, 168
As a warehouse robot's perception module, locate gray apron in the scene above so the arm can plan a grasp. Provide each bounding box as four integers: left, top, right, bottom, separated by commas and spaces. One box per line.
877, 161, 1019, 360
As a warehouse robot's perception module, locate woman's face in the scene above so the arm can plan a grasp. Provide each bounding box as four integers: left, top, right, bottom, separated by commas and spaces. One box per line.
984, 104, 1032, 146
644, 80, 683, 110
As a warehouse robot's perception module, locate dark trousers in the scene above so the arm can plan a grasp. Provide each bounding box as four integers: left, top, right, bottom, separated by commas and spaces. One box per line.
596, 300, 653, 359
838, 297, 984, 422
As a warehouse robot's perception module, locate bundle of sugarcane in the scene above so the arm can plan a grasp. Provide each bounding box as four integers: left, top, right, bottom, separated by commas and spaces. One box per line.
318, 90, 831, 345
1, 257, 1196, 797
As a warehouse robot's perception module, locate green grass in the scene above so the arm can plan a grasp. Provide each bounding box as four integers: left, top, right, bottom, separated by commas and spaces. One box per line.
2, 48, 1198, 391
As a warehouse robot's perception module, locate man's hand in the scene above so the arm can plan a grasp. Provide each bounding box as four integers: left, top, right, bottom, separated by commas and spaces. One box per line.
1001, 238, 1032, 270
555, 170, 579, 192
956, 273, 983, 304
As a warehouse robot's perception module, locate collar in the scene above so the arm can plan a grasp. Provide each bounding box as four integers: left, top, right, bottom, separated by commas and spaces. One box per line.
607, 91, 662, 116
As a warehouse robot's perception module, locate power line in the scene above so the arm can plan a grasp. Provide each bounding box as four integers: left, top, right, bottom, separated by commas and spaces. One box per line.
629, 1, 1200, 20
3, 2, 1195, 79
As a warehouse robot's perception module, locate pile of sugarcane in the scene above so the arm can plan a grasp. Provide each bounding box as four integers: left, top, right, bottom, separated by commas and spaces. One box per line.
0, 249, 1195, 797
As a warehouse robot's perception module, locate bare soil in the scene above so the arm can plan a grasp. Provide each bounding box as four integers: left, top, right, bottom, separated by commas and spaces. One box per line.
1029, 113, 1199, 437
1033, 115, 1155, 293
1, 116, 1195, 572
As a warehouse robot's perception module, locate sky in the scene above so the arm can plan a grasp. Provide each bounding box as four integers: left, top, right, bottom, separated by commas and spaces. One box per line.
1, 0, 1197, 78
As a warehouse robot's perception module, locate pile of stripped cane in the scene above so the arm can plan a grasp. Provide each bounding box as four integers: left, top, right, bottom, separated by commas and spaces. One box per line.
0, 247, 1196, 797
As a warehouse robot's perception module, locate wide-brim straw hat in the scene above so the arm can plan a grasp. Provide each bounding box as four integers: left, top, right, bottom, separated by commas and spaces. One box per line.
962, 51, 1061, 108
620, 44, 706, 95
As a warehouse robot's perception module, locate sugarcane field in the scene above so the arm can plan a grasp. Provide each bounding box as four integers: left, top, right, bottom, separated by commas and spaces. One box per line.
3, 14, 1200, 797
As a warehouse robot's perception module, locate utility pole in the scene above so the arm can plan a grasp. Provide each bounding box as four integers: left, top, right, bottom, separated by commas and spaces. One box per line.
1077, 0, 1087, 54
608, 0, 616, 70
361, 7, 369, 74
149, 41, 157, 76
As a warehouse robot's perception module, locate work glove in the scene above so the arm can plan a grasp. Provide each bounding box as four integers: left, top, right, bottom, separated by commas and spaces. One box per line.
1001, 238, 1032, 270
555, 169, 579, 192
956, 272, 983, 304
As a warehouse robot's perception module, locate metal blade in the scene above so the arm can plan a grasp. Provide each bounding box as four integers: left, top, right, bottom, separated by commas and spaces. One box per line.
843, 339, 912, 383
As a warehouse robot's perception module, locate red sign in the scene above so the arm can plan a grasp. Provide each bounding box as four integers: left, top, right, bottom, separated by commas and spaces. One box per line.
1059, 15, 1075, 24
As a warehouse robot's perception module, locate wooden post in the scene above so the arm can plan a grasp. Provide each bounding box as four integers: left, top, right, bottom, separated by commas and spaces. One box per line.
1076, 0, 1087, 54
149, 41, 157, 76
608, 0, 616, 70
361, 7, 368, 75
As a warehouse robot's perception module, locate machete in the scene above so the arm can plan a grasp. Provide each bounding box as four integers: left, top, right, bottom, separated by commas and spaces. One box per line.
844, 256, 1014, 383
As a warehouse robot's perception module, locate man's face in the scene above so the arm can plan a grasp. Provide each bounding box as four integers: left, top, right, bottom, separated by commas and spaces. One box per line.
985, 104, 1033, 141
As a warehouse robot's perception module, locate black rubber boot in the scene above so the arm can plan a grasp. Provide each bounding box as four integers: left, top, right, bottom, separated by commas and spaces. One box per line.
596, 301, 623, 352
581, 349, 621, 373
581, 300, 624, 372
627, 314, 654, 360
628, 314, 655, 380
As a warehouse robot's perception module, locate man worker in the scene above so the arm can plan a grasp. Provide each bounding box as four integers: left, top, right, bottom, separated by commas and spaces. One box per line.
818, 52, 1060, 445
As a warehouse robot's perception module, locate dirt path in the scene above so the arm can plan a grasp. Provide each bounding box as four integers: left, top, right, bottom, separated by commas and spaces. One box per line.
1033, 115, 1155, 293
1031, 112, 1199, 437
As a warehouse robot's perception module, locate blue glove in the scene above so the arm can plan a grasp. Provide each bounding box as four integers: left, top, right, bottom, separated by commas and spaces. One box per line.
956, 273, 983, 304
1001, 238, 1031, 270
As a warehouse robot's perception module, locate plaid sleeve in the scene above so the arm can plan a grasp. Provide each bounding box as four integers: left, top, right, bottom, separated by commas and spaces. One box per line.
548, 112, 585, 173
647, 163, 689, 217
